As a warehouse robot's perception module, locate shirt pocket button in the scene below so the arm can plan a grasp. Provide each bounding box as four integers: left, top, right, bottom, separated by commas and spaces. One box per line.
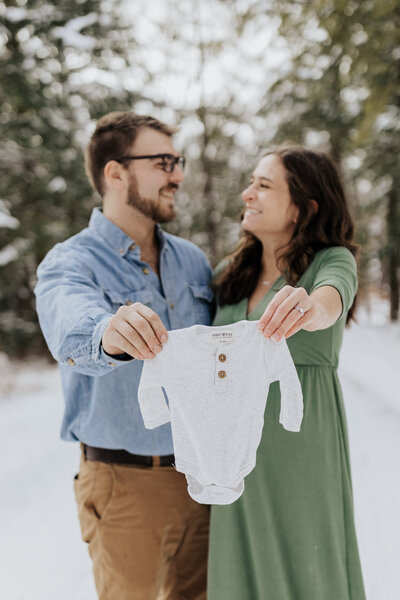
218, 370, 226, 378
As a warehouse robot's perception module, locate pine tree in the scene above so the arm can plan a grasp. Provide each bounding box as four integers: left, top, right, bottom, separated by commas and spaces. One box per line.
352, 0, 400, 320
159, 0, 269, 265
258, 0, 399, 319
0, 0, 143, 355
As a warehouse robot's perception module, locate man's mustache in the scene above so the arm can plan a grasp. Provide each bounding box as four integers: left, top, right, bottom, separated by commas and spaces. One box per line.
160, 183, 179, 192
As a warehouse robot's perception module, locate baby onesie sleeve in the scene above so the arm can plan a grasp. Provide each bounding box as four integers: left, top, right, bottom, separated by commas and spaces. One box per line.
266, 338, 304, 432
138, 347, 171, 429
310, 246, 358, 320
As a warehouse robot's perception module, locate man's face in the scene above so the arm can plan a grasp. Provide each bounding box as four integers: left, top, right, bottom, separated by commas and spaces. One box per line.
126, 127, 184, 223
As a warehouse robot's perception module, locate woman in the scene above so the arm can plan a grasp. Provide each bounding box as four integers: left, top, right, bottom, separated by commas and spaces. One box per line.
207, 146, 366, 600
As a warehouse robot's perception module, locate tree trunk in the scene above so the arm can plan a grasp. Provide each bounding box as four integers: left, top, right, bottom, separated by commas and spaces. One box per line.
388, 189, 399, 321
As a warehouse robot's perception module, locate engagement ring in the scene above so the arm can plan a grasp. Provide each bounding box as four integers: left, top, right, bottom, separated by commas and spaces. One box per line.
294, 305, 305, 317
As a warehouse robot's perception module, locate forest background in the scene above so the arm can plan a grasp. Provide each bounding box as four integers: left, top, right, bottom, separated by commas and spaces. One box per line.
1, 0, 399, 358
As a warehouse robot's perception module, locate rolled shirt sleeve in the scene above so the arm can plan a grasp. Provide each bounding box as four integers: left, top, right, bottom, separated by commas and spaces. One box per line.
35, 246, 133, 376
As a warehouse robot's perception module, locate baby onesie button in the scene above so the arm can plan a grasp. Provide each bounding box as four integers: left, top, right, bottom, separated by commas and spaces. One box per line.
218, 353, 226, 362
218, 370, 226, 378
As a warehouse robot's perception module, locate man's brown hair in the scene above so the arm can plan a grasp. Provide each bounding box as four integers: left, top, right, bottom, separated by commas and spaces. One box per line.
85, 111, 177, 196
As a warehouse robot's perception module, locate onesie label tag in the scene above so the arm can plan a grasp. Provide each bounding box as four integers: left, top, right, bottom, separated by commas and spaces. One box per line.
210, 331, 233, 345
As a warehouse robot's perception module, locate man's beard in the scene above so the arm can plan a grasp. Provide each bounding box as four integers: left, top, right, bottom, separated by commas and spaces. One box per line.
127, 175, 177, 223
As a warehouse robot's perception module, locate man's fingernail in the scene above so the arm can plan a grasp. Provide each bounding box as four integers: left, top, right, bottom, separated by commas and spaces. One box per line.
147, 352, 155, 359
153, 345, 162, 353
161, 334, 167, 343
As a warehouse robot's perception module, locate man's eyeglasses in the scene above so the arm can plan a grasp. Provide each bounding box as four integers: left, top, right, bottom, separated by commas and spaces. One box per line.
112, 153, 186, 173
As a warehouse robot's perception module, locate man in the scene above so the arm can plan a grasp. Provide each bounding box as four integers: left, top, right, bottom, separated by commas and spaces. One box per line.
35, 112, 213, 600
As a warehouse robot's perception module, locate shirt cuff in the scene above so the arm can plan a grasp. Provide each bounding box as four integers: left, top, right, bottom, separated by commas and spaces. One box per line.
91, 314, 135, 369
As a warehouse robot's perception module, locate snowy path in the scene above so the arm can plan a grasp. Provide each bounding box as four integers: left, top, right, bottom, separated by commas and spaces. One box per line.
339, 323, 400, 600
0, 322, 399, 600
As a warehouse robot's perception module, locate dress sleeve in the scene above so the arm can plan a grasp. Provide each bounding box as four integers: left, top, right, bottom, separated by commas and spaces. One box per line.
138, 347, 171, 429
267, 338, 304, 432
310, 247, 358, 319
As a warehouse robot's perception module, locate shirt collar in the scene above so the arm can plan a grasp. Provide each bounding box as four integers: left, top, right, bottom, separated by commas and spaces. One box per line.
155, 223, 167, 252
89, 207, 168, 256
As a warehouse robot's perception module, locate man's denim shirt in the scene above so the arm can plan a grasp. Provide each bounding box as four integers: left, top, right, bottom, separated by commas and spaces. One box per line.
35, 208, 214, 455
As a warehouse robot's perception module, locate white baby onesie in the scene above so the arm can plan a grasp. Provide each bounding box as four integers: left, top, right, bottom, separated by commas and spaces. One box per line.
138, 320, 303, 505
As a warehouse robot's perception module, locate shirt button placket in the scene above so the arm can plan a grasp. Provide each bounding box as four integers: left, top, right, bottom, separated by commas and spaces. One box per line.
215, 352, 228, 392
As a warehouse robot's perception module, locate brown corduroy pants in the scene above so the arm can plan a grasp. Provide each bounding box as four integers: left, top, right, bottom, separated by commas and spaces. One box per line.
74, 451, 210, 600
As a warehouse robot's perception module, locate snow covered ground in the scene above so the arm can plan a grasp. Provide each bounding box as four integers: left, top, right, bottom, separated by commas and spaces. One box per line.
0, 318, 399, 600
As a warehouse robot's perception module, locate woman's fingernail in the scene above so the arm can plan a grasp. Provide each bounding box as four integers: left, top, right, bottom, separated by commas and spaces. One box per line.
265, 329, 271, 337
153, 345, 162, 353
272, 334, 280, 341
161, 334, 167, 343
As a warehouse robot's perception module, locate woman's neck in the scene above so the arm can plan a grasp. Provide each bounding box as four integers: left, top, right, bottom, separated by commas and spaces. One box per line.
259, 241, 284, 283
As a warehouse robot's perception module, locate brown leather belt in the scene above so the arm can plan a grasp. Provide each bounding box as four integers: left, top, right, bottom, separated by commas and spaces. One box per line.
83, 444, 175, 467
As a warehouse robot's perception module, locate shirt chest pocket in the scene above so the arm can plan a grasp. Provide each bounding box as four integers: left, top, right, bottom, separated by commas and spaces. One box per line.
188, 283, 214, 323
103, 288, 154, 312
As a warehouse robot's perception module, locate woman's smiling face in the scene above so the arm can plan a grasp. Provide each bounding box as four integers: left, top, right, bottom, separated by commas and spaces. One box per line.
241, 153, 298, 242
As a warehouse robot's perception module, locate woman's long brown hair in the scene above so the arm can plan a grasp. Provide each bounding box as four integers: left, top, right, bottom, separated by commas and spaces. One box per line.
214, 146, 358, 324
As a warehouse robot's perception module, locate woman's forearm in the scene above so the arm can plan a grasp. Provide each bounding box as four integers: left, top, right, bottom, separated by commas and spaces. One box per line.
306, 286, 343, 331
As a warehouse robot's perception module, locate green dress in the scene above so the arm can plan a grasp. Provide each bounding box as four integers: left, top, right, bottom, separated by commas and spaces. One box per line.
207, 246, 366, 600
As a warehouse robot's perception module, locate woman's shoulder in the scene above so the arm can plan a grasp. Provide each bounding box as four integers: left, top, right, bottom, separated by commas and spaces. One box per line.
298, 245, 357, 290
213, 258, 231, 278
311, 245, 356, 269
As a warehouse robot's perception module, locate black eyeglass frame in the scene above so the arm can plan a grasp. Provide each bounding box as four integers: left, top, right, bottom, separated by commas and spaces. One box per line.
111, 153, 186, 173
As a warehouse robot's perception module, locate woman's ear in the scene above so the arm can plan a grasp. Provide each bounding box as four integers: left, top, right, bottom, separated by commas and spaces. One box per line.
310, 199, 319, 214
